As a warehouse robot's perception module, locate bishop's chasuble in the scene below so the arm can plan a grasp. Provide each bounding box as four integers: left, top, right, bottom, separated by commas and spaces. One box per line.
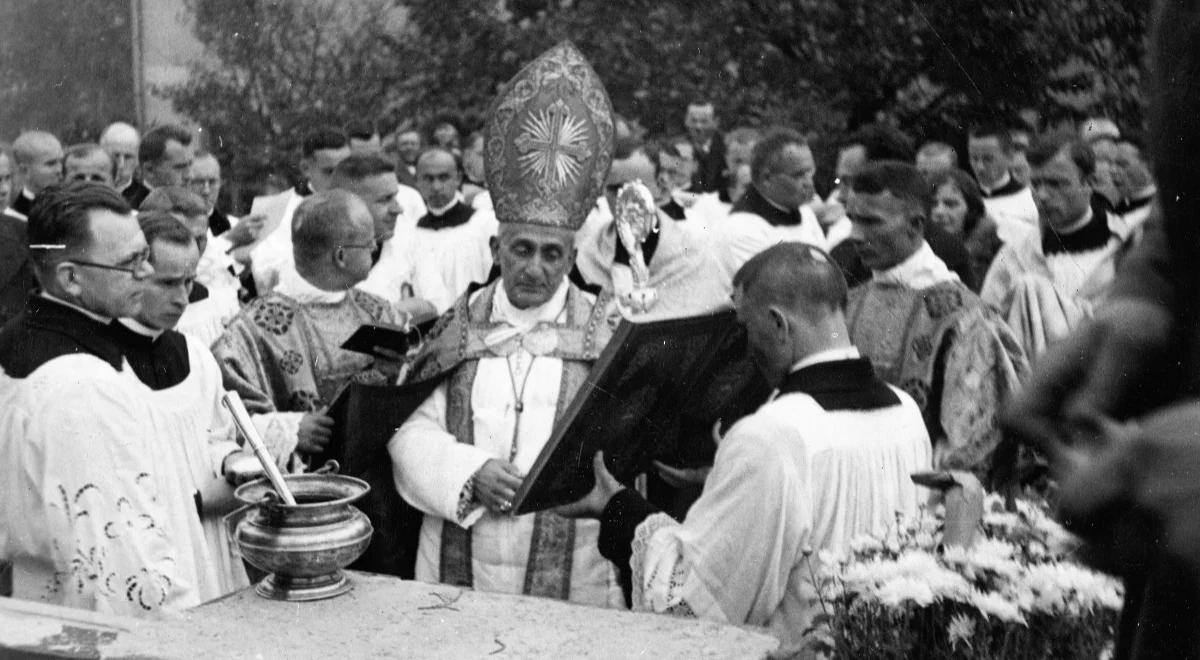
389, 278, 623, 607
0, 297, 229, 615
211, 268, 405, 465
846, 243, 1029, 476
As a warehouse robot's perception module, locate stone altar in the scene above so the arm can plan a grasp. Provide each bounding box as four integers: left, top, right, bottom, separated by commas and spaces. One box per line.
1, 571, 779, 658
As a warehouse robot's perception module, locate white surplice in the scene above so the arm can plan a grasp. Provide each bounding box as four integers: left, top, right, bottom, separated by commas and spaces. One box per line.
117, 322, 251, 595
980, 211, 1124, 359
248, 187, 306, 295
710, 204, 826, 285
388, 281, 621, 607
630, 354, 932, 652
0, 354, 230, 616
400, 198, 498, 314
981, 178, 1039, 246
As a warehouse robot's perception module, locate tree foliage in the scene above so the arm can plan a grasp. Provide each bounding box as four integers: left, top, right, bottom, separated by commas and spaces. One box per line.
168, 0, 417, 177
167, 0, 1149, 173
0, 0, 135, 143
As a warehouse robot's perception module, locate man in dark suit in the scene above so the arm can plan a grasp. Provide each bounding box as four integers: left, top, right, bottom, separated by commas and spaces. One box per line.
124, 124, 194, 208
1003, 2, 1200, 657
7, 131, 63, 220
0, 210, 34, 327
685, 102, 726, 193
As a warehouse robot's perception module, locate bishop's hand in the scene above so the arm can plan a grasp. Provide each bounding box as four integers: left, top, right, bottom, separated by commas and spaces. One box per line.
555, 451, 622, 519
474, 458, 524, 514
297, 413, 334, 454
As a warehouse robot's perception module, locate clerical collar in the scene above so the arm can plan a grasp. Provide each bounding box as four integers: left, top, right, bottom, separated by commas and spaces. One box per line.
979, 173, 1024, 198
491, 277, 569, 330
1042, 196, 1114, 256
872, 241, 960, 289
117, 317, 164, 340
774, 354, 900, 411
1116, 186, 1156, 215
428, 192, 465, 217
108, 318, 190, 390
790, 346, 861, 373
0, 294, 126, 376
40, 292, 113, 324
660, 197, 687, 220
21, 187, 35, 202
276, 267, 347, 303
732, 185, 802, 226
417, 195, 474, 231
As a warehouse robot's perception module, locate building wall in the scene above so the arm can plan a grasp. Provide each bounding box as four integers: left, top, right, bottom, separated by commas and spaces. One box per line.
135, 0, 206, 128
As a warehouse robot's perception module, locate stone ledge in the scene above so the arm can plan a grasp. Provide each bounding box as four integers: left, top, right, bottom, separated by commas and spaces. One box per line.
3, 571, 779, 659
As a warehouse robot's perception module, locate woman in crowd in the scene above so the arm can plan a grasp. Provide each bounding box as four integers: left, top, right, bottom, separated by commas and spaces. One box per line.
928, 168, 1002, 292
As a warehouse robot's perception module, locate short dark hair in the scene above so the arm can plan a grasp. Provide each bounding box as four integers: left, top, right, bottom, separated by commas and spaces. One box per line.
751, 128, 806, 182
332, 153, 396, 187
847, 160, 933, 215
345, 120, 378, 141
138, 211, 195, 250
725, 127, 761, 149
302, 127, 349, 158
138, 124, 192, 165
734, 242, 848, 315
1027, 131, 1096, 179
140, 186, 207, 218
842, 124, 916, 163
968, 123, 1016, 154
292, 190, 360, 263
928, 167, 987, 235
27, 182, 132, 270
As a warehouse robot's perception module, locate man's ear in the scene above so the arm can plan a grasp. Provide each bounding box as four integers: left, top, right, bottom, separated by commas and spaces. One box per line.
909, 212, 926, 237
331, 246, 348, 270
489, 234, 500, 263
56, 262, 83, 298
768, 305, 789, 340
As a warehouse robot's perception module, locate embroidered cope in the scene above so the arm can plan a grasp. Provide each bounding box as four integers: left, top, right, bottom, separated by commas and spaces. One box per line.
388, 279, 623, 607
847, 244, 1029, 473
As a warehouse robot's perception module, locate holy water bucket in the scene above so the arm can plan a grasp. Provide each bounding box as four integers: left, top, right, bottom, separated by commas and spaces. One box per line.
234, 473, 374, 601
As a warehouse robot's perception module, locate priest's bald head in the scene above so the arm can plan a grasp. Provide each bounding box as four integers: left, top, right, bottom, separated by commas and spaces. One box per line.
291, 190, 377, 291
733, 242, 851, 386
27, 181, 152, 319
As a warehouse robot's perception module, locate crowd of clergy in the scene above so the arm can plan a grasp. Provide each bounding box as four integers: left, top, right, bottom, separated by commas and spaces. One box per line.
0, 41, 1158, 655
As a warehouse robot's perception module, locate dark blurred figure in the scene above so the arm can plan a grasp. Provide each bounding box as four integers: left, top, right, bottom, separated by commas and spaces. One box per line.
1003, 3, 1200, 657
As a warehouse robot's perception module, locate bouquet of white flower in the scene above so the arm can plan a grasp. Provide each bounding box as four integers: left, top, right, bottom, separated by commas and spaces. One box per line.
806, 495, 1122, 659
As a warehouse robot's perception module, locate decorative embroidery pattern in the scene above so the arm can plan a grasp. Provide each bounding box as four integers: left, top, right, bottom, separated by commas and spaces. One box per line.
252, 300, 296, 335
279, 350, 304, 376
910, 334, 935, 363
922, 287, 965, 319
900, 378, 930, 411
287, 389, 321, 412
47, 477, 176, 611
515, 100, 590, 193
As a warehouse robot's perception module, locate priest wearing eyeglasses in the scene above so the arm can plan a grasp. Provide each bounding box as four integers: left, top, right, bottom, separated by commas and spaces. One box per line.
211, 190, 409, 471
0, 182, 236, 615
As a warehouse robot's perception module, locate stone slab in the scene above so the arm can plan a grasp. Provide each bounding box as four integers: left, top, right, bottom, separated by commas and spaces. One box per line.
3, 571, 779, 658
